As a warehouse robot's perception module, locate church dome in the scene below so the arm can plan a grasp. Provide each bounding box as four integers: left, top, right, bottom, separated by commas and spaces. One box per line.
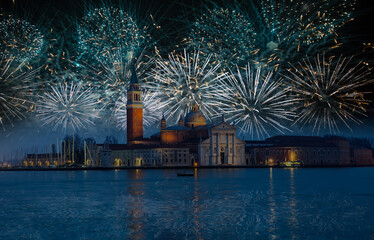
184, 104, 206, 128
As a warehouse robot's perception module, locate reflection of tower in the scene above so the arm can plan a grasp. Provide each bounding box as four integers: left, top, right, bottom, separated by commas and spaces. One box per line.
127, 169, 145, 240
288, 168, 298, 238
268, 168, 277, 237
127, 63, 143, 143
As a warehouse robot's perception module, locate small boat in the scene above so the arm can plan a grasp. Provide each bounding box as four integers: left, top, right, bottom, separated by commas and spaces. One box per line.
279, 160, 302, 168
177, 171, 194, 177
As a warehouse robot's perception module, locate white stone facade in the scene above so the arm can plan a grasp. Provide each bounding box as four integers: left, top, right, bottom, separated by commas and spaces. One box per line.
198, 122, 245, 166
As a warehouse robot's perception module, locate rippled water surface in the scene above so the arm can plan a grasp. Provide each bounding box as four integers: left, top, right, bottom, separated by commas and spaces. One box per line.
1, 168, 374, 240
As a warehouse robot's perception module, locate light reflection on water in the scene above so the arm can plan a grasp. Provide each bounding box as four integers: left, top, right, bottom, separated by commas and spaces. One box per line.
0, 168, 374, 240
268, 168, 276, 240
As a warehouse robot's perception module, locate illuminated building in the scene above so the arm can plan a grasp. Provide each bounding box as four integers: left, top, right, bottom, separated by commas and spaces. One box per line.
89, 64, 245, 167
23, 153, 60, 167
245, 136, 374, 167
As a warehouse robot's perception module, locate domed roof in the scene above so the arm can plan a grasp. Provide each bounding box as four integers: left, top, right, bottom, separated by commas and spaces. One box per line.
184, 104, 206, 128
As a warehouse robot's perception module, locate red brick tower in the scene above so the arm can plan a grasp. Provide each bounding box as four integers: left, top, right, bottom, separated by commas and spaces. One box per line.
127, 63, 143, 143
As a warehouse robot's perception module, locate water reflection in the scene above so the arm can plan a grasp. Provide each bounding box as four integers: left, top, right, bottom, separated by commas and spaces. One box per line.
268, 168, 277, 240
193, 168, 203, 240
288, 168, 299, 239
0, 169, 373, 240
114, 169, 119, 180
127, 169, 145, 240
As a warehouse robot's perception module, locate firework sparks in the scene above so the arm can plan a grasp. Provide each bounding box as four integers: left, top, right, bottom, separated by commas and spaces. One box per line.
0, 16, 44, 62
188, 7, 257, 69
36, 81, 102, 132
77, 6, 158, 108
0, 54, 39, 131
215, 64, 295, 139
247, 0, 355, 68
78, 50, 156, 108
41, 13, 82, 77
78, 6, 148, 66
283, 54, 373, 134
148, 49, 228, 122
189, 0, 356, 71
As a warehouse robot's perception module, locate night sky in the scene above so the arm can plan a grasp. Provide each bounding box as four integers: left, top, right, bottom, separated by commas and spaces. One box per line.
1, 0, 374, 159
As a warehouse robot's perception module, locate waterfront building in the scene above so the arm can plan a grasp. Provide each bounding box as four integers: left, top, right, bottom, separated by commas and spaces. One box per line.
87, 64, 245, 167
245, 135, 373, 167
23, 64, 373, 168
23, 153, 60, 167
98, 144, 191, 167
351, 146, 374, 166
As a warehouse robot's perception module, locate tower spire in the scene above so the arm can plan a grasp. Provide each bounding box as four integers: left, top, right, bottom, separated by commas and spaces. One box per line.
130, 60, 139, 84
161, 114, 166, 130
127, 62, 143, 144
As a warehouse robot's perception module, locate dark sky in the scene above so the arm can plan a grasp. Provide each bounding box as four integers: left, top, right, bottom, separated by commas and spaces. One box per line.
2, 0, 374, 56
2, 0, 374, 37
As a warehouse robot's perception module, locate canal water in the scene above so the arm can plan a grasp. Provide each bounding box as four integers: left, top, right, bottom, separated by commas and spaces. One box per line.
0, 168, 374, 240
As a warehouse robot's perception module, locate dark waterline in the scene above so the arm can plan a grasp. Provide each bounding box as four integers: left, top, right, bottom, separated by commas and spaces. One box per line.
1, 168, 374, 240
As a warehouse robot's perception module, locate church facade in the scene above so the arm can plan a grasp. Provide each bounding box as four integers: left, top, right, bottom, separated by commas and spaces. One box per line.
87, 64, 246, 167
198, 122, 245, 166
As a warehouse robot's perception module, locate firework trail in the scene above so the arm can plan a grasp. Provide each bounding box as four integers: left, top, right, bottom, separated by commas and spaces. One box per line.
214, 64, 295, 139
36, 81, 102, 132
0, 54, 40, 131
0, 15, 44, 62
78, 50, 157, 109
188, 0, 356, 71
42, 14, 82, 77
77, 5, 161, 112
188, 7, 257, 69
246, 0, 355, 68
78, 6, 150, 66
283, 54, 373, 134
148, 49, 229, 122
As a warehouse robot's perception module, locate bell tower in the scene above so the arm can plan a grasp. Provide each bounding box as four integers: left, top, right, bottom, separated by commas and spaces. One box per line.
127, 63, 143, 143
161, 115, 166, 130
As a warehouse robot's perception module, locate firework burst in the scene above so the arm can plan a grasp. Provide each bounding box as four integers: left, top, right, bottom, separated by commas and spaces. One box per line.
188, 7, 257, 69
189, 0, 356, 71
41, 13, 82, 77
283, 54, 373, 134
148, 49, 228, 122
79, 50, 156, 108
0, 16, 44, 62
0, 54, 39, 131
215, 64, 296, 139
246, 0, 355, 69
78, 6, 149, 66
36, 81, 102, 132
77, 6, 159, 109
